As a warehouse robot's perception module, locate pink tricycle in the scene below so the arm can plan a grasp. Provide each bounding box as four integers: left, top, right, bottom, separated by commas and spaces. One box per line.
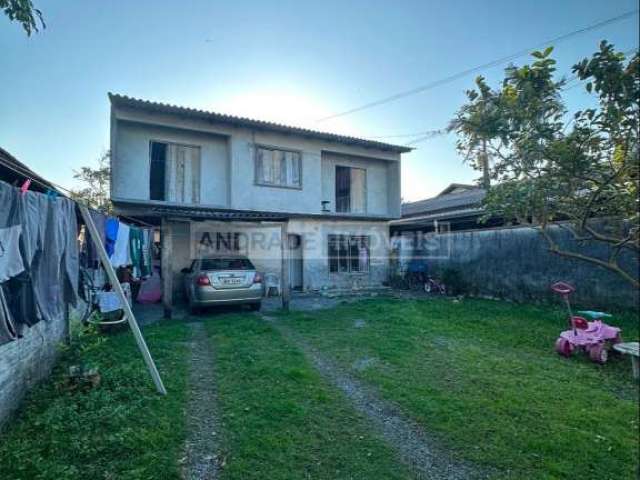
552, 282, 622, 364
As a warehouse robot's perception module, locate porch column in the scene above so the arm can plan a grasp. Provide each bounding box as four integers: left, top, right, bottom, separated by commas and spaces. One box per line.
280, 221, 290, 311
161, 217, 173, 319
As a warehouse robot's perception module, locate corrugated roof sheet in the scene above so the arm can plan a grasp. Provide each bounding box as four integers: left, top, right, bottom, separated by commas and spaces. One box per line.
0, 146, 59, 193
109, 93, 413, 154
402, 188, 485, 217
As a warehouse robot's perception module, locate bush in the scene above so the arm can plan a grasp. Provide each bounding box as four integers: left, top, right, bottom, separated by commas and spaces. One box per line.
441, 268, 468, 295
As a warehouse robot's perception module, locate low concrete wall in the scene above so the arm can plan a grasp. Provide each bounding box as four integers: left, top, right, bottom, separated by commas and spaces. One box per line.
420, 224, 638, 310
0, 310, 68, 428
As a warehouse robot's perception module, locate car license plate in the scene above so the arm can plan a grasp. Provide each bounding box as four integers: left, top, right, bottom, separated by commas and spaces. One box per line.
223, 278, 242, 285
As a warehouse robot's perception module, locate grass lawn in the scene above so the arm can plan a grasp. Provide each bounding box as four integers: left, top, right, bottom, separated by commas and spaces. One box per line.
204, 313, 412, 480
0, 321, 191, 480
0, 298, 637, 479
281, 297, 640, 479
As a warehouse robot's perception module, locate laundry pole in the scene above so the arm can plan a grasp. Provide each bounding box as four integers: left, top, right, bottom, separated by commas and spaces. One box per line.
79, 205, 167, 395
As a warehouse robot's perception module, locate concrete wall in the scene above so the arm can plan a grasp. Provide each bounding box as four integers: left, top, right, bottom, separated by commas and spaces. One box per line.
111, 106, 401, 219
414, 224, 638, 309
166, 218, 390, 299
0, 311, 68, 427
113, 120, 229, 206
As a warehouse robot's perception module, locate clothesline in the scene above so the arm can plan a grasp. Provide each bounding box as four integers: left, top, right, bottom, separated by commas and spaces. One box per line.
0, 156, 155, 228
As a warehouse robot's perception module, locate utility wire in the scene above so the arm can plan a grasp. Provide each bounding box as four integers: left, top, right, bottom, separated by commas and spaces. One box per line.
377, 47, 639, 147
0, 156, 154, 227
317, 9, 639, 122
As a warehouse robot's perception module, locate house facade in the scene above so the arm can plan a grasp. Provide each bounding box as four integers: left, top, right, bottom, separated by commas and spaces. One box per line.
109, 94, 410, 311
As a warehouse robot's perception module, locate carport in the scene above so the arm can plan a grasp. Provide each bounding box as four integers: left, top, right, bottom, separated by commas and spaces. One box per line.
112, 201, 293, 317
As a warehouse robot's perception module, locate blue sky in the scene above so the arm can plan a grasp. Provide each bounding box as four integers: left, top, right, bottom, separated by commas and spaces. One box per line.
1, 0, 638, 201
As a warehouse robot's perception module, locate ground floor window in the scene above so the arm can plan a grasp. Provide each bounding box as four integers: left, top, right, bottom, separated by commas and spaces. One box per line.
328, 235, 369, 273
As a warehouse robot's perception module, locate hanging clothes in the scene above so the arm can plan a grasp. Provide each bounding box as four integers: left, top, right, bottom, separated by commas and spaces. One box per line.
60, 198, 79, 307
0, 225, 25, 282
141, 229, 152, 278
129, 226, 143, 278
0, 287, 17, 346
18, 189, 48, 269
111, 221, 131, 267
105, 217, 119, 258
81, 210, 106, 269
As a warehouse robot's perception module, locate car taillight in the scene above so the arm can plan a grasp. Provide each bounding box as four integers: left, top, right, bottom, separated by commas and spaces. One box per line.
253, 273, 263, 284
196, 275, 210, 286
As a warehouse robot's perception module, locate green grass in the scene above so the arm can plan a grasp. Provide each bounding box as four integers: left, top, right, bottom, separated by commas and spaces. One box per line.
0, 322, 190, 480
204, 313, 411, 480
281, 298, 640, 480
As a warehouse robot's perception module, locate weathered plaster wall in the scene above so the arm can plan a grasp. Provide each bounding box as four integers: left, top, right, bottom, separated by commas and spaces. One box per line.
111, 107, 401, 219
0, 311, 68, 427
166, 219, 390, 299
113, 120, 229, 206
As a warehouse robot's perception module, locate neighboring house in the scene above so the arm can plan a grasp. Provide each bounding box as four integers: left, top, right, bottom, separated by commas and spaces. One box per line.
390, 183, 493, 234
109, 94, 410, 312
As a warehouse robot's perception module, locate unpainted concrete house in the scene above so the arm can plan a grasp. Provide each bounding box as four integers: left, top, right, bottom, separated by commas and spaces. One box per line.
109, 94, 411, 315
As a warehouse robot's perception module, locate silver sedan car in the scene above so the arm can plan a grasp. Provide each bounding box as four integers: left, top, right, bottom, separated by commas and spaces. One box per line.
182, 256, 264, 313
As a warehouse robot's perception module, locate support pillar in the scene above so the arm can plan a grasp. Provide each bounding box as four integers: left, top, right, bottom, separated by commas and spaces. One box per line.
161, 217, 173, 319
280, 221, 290, 312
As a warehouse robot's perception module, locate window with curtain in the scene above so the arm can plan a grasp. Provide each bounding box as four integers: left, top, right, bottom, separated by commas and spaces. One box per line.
328, 235, 370, 273
255, 146, 301, 188
335, 166, 366, 213
149, 141, 201, 204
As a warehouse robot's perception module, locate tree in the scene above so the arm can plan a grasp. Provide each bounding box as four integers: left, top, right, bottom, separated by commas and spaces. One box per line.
1, 0, 44, 35
70, 151, 112, 213
452, 43, 639, 288
449, 75, 507, 188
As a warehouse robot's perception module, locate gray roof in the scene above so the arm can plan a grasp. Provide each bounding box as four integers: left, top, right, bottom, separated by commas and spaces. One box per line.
109, 93, 413, 154
401, 187, 485, 218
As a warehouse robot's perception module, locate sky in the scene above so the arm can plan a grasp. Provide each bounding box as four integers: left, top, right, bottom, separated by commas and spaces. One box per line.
1, 0, 638, 201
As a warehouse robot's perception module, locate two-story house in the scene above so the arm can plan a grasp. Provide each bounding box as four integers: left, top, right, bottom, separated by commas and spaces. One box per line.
109, 94, 410, 314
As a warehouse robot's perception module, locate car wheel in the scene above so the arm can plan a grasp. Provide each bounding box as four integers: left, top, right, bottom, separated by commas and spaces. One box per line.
589, 343, 608, 364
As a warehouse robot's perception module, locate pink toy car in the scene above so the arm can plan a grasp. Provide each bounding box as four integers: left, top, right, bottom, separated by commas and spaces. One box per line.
551, 282, 622, 364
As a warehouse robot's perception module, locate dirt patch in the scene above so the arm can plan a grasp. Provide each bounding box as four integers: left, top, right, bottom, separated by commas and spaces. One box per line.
352, 356, 378, 371
183, 322, 220, 480
264, 315, 485, 480
353, 318, 367, 328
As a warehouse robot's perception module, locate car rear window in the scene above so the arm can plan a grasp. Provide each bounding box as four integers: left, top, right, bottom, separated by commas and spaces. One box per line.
200, 258, 255, 271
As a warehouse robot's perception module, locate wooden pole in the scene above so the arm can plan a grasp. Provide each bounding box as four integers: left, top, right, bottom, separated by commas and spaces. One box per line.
79, 205, 167, 395
161, 217, 173, 320
280, 221, 290, 312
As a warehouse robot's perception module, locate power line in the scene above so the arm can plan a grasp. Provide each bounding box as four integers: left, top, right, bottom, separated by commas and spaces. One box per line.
0, 156, 154, 227
317, 9, 639, 122
375, 47, 639, 147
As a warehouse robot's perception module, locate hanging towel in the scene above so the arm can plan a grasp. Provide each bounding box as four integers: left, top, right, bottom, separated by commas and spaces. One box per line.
105, 217, 119, 257
129, 227, 143, 278
111, 222, 131, 267
141, 229, 152, 278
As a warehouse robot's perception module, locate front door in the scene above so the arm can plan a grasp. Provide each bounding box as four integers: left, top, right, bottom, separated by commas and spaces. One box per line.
288, 234, 303, 290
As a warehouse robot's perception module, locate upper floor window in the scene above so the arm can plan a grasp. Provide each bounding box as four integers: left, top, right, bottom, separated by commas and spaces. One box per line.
335, 166, 366, 213
150, 141, 201, 204
255, 146, 301, 189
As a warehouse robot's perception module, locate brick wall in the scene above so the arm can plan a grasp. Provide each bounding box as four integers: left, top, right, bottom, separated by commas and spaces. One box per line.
0, 310, 69, 428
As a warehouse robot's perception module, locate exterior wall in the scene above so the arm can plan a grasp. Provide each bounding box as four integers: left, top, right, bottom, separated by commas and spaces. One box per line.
111, 106, 401, 219
410, 223, 638, 309
0, 310, 68, 427
113, 120, 229, 206
288, 218, 390, 290
165, 218, 390, 300
321, 152, 394, 217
